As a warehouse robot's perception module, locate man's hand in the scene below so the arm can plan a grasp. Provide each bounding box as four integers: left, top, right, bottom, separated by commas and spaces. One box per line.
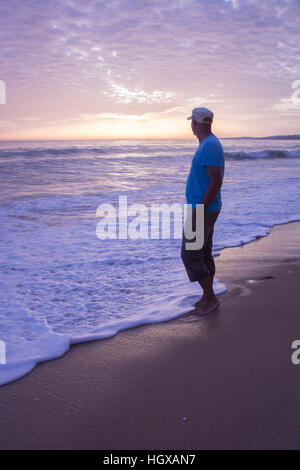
201, 166, 223, 210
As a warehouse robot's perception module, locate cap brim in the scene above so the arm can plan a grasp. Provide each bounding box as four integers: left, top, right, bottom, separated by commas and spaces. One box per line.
187, 116, 192, 120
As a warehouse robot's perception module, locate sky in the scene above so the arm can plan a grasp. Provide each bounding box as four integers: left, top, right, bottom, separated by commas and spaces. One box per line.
0, 0, 299, 140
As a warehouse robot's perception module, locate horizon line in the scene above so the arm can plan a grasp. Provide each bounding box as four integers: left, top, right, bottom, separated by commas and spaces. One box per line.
0, 134, 299, 142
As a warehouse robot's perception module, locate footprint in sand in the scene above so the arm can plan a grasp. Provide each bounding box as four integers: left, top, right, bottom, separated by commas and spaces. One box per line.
227, 284, 251, 296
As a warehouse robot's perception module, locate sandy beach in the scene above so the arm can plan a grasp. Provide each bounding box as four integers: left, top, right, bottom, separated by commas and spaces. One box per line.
0, 221, 299, 450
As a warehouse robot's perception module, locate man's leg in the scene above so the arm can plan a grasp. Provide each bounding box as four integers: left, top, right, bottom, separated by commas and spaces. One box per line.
198, 275, 216, 301
195, 274, 214, 306
181, 209, 220, 313
181, 210, 211, 283
195, 211, 220, 314
196, 279, 219, 314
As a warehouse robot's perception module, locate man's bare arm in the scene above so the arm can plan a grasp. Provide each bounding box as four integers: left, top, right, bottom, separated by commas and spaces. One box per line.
201, 166, 223, 210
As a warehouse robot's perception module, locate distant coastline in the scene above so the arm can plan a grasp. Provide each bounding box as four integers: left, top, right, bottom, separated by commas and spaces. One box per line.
222, 134, 300, 140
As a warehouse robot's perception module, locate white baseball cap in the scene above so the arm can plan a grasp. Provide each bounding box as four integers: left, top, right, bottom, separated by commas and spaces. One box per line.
187, 107, 214, 124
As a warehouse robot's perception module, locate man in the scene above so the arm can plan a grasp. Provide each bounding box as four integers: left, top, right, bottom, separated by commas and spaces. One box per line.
181, 107, 224, 315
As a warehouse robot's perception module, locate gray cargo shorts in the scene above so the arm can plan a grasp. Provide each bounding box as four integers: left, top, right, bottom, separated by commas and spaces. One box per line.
181, 209, 220, 282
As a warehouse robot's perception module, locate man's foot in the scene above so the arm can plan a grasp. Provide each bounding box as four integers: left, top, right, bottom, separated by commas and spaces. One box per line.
194, 297, 207, 308
193, 298, 220, 316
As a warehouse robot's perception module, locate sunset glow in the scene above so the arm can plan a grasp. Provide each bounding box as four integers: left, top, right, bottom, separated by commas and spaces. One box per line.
0, 0, 299, 140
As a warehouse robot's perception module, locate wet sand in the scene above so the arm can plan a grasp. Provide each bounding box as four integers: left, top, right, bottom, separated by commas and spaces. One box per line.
0, 221, 300, 449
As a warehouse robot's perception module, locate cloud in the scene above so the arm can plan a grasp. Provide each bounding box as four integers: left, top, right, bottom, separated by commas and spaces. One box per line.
103, 83, 177, 104
0, 121, 16, 129
273, 98, 300, 113
0, 0, 299, 137
78, 112, 155, 121
17, 117, 41, 122
273, 79, 300, 113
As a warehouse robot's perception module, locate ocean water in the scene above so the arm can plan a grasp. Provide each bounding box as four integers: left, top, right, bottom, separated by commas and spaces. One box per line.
0, 138, 300, 385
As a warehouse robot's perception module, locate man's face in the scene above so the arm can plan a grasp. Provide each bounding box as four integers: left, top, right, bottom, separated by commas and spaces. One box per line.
191, 119, 197, 135
191, 119, 198, 135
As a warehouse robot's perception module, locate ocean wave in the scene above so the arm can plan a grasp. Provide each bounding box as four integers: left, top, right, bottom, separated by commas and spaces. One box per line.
0, 144, 192, 159
0, 146, 108, 158
1, 145, 299, 160
224, 149, 300, 159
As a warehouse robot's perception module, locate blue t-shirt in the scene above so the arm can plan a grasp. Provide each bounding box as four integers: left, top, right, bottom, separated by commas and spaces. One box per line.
185, 134, 224, 212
